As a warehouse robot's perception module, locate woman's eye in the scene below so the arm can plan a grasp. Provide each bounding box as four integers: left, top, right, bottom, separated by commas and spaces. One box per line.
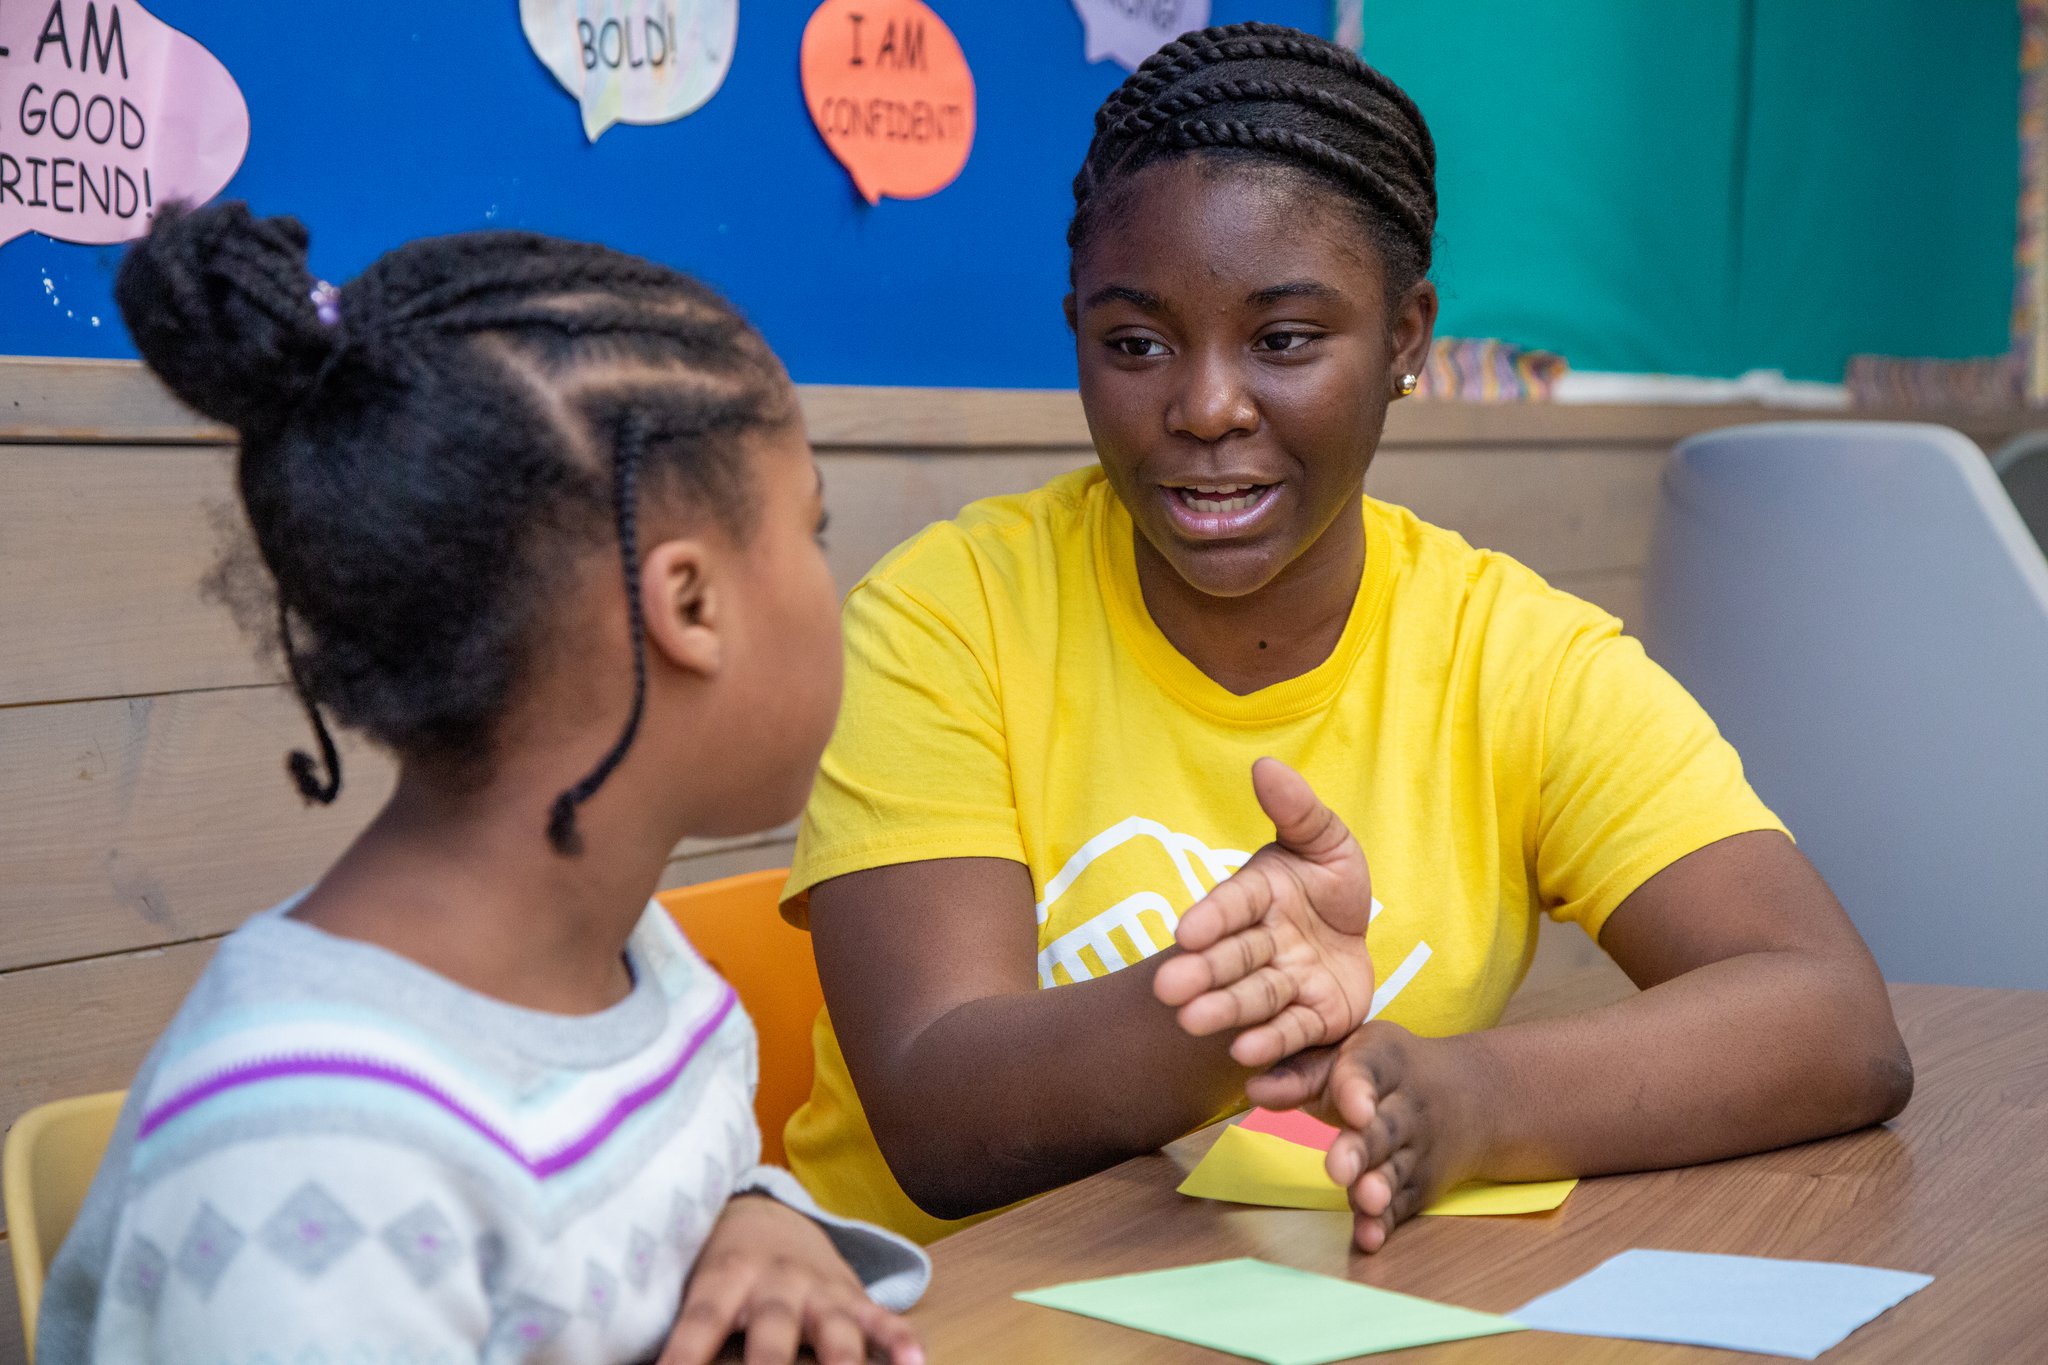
1256, 331, 1323, 354
1111, 336, 1167, 358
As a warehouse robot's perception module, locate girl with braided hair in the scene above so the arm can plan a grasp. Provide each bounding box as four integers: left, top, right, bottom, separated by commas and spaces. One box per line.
787, 23, 1910, 1252
39, 202, 929, 1365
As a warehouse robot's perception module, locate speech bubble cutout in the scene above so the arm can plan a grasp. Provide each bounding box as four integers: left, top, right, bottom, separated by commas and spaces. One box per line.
521, 0, 736, 143
802, 0, 975, 206
1071, 0, 1210, 72
0, 0, 249, 249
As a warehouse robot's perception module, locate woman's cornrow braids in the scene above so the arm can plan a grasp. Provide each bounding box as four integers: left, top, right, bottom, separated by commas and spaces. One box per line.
1069, 22, 1437, 292
1107, 79, 1431, 185
1171, 119, 1433, 246
117, 205, 789, 853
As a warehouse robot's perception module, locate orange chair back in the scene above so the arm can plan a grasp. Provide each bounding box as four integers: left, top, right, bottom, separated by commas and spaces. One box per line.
657, 868, 819, 1166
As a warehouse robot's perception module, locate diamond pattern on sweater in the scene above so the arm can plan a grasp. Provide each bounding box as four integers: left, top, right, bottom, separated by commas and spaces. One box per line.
381, 1201, 463, 1289
485, 1292, 569, 1358
258, 1181, 363, 1278
173, 1202, 244, 1297
582, 1258, 620, 1324
113, 1235, 169, 1309
624, 1226, 658, 1291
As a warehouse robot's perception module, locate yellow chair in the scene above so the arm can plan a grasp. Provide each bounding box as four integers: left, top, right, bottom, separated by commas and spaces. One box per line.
657, 868, 821, 1167
5, 1088, 126, 1360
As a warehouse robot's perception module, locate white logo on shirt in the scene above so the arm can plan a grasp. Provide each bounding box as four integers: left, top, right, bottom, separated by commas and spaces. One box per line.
1034, 816, 1430, 1020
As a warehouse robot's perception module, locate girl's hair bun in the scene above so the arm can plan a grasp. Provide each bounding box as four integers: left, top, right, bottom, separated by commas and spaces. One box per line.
115, 200, 339, 435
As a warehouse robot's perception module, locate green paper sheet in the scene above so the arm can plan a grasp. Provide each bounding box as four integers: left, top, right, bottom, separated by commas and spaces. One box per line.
1015, 1257, 1523, 1365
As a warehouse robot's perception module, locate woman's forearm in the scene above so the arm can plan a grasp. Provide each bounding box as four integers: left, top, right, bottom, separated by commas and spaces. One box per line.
1452, 947, 1912, 1183
870, 952, 1248, 1220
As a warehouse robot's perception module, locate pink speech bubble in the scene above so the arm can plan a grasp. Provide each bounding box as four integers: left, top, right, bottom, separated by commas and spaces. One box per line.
0, 0, 249, 248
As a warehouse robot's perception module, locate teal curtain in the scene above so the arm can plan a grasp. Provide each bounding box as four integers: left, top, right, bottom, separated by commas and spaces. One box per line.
1358, 1, 2020, 381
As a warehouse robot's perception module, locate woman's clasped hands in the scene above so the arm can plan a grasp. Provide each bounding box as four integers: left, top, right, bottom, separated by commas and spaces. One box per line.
1152, 756, 1482, 1253
1153, 757, 1378, 1068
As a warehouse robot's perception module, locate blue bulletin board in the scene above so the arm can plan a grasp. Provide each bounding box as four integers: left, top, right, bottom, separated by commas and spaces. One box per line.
0, 1, 1326, 388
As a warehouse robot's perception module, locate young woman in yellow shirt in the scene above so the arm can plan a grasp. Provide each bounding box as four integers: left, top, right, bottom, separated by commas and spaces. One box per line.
782, 22, 1911, 1253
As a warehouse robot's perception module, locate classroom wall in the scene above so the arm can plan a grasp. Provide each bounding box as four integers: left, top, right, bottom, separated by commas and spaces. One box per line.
0, 0, 1324, 388
6, 3, 2018, 392
1363, 0, 2021, 381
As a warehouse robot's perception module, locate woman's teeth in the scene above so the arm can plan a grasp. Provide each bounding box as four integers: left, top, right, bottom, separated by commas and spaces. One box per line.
1176, 484, 1264, 513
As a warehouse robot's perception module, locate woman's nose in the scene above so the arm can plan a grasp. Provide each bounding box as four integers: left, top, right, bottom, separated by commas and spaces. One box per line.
1166, 349, 1259, 443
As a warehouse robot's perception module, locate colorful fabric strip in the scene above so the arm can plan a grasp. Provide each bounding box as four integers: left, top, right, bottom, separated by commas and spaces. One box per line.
137, 985, 738, 1179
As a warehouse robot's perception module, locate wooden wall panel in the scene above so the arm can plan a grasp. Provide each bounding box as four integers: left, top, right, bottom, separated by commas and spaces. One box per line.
799, 385, 1090, 450
659, 838, 797, 893
1366, 444, 1666, 578
7, 358, 2036, 450
820, 449, 1092, 585
0, 674, 797, 975
0, 444, 257, 705
0, 687, 397, 972
0, 443, 1095, 711
0, 357, 232, 446
1548, 569, 1648, 629
0, 938, 217, 1235
1, 1235, 21, 1365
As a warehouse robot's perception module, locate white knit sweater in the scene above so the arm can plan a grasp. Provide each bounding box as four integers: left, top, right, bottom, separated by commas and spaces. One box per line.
38, 899, 928, 1364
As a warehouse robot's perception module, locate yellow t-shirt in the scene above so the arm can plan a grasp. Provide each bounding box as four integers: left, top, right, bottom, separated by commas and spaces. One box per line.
783, 466, 1784, 1243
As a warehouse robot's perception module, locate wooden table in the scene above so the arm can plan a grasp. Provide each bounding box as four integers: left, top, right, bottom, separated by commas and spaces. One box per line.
908, 968, 2048, 1361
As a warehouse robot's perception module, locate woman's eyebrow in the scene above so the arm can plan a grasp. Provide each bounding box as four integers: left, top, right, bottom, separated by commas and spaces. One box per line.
1246, 279, 1344, 306
1081, 284, 1163, 312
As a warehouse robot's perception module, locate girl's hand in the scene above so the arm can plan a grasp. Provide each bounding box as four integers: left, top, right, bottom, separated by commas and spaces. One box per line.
1247, 1023, 1488, 1254
659, 1195, 925, 1365
1153, 758, 1376, 1069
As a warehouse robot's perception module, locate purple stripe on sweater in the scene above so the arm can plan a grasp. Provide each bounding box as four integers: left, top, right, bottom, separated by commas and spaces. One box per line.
138, 984, 738, 1179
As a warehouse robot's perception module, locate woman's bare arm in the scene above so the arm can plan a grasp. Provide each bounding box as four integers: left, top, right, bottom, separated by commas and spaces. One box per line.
1254, 831, 1913, 1252
808, 760, 1376, 1221
809, 856, 1246, 1220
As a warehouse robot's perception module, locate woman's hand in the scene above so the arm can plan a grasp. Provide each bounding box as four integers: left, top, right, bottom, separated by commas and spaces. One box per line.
1248, 1023, 1489, 1254
659, 1195, 925, 1365
1153, 758, 1376, 1069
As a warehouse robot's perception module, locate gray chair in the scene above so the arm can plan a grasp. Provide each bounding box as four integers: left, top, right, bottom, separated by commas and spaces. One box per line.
1992, 430, 2048, 556
1642, 422, 2048, 989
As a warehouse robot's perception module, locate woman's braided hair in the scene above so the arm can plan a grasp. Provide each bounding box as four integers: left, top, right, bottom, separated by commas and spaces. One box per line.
1069, 22, 1437, 294
116, 202, 792, 853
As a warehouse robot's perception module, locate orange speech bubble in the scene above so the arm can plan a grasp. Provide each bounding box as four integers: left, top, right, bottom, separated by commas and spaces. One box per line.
801, 0, 975, 206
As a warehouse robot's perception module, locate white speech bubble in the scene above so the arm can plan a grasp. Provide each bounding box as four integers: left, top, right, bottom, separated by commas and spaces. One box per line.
521, 0, 736, 142
1335, 0, 1364, 51
1070, 0, 1210, 72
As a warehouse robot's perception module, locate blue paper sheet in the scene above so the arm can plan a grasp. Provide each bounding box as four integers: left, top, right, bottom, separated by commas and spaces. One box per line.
1513, 1249, 1933, 1359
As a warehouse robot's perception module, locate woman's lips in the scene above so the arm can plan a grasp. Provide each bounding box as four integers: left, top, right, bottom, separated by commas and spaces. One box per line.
1160, 481, 1279, 538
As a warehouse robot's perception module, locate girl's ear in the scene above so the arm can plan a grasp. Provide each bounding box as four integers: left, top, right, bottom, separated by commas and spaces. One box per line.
641, 538, 723, 678
1389, 278, 1440, 387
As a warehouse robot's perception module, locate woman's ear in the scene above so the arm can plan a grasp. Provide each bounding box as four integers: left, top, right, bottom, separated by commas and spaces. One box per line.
1389, 279, 1440, 385
641, 538, 723, 679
